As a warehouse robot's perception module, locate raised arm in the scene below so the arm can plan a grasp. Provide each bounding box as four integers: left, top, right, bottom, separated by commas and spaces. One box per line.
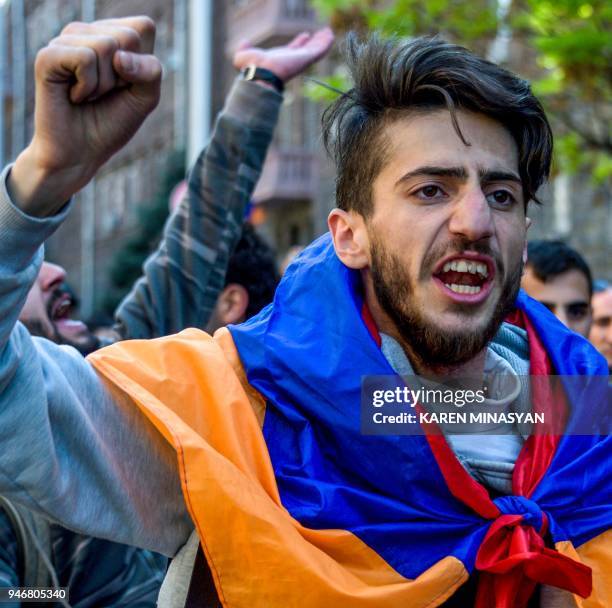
0, 17, 192, 556
113, 28, 334, 339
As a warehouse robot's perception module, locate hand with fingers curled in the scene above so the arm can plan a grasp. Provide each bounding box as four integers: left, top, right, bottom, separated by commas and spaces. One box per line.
9, 16, 162, 218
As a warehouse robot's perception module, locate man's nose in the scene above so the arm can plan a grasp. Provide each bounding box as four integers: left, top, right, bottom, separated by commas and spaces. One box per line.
448, 188, 494, 242
39, 262, 67, 291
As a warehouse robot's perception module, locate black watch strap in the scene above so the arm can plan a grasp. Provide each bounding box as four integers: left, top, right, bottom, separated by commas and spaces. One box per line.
241, 66, 284, 93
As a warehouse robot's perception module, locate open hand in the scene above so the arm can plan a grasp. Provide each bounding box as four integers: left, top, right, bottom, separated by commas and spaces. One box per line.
233, 27, 334, 83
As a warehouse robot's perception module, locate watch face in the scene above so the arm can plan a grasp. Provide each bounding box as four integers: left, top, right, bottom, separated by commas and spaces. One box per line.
242, 66, 283, 92
244, 65, 258, 80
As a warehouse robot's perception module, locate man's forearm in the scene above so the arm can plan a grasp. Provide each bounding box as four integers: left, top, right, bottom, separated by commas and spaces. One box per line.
0, 165, 69, 339
0, 167, 192, 555
6, 148, 80, 218
114, 78, 283, 339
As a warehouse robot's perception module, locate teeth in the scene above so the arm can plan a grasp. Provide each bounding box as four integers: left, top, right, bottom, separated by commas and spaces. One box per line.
476, 262, 488, 277
442, 259, 489, 278
445, 283, 482, 295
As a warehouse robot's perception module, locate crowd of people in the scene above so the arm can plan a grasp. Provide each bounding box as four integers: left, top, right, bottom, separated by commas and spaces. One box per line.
521, 240, 611, 371
0, 14, 608, 608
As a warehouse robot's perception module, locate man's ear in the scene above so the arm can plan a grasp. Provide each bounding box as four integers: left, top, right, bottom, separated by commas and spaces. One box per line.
216, 284, 249, 325
328, 208, 370, 269
523, 217, 532, 265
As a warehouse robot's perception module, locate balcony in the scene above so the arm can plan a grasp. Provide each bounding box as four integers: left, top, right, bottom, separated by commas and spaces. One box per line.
252, 146, 318, 204
227, 0, 319, 53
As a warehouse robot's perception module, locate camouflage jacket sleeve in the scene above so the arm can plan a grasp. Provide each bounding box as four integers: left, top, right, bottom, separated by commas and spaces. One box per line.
113, 79, 282, 339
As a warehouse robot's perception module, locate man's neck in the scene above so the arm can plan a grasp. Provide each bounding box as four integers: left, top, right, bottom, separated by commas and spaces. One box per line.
388, 328, 487, 379
365, 289, 487, 379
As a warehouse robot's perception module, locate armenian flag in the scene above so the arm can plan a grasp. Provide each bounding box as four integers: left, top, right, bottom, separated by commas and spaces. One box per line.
90, 234, 611, 607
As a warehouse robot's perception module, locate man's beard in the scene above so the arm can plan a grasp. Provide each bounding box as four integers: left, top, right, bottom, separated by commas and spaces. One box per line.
22, 288, 100, 356
369, 233, 522, 372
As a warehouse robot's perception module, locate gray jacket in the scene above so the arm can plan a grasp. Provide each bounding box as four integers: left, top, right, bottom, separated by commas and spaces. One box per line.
0, 79, 281, 563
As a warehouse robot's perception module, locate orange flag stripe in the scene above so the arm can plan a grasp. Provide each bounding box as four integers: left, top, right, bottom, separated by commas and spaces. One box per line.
556, 531, 612, 608
89, 327, 469, 607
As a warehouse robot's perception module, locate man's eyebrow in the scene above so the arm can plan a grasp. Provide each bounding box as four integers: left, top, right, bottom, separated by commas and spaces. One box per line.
479, 169, 522, 185
395, 166, 523, 189
396, 166, 468, 187
593, 315, 611, 324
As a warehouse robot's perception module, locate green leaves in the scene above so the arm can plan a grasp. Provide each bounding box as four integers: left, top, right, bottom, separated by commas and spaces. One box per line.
304, 72, 351, 103
308, 0, 611, 184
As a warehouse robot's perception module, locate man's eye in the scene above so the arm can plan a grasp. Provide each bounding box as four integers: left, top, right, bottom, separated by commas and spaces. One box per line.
567, 304, 589, 320
416, 185, 445, 199
486, 190, 515, 207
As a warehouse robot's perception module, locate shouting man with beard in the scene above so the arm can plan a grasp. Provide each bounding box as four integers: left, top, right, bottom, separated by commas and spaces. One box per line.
19, 261, 100, 354
0, 17, 609, 608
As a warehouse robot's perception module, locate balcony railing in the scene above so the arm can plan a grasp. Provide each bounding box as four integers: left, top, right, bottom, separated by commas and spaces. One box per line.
252, 146, 318, 204
227, 0, 318, 53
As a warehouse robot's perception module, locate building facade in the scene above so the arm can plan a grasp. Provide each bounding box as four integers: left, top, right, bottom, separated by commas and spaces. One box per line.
0, 0, 335, 318
0, 0, 609, 320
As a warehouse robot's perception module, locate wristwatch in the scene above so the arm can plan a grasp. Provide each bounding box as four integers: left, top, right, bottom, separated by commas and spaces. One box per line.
241, 65, 284, 94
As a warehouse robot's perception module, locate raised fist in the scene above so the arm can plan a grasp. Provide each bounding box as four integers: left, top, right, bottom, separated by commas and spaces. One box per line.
10, 16, 163, 217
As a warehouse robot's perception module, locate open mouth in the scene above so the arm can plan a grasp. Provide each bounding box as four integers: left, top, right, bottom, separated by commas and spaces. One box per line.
50, 293, 74, 322
432, 254, 495, 302
49, 292, 89, 339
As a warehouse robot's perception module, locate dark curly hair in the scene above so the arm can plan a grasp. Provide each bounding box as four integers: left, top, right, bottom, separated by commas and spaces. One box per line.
225, 223, 279, 319
322, 33, 553, 216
